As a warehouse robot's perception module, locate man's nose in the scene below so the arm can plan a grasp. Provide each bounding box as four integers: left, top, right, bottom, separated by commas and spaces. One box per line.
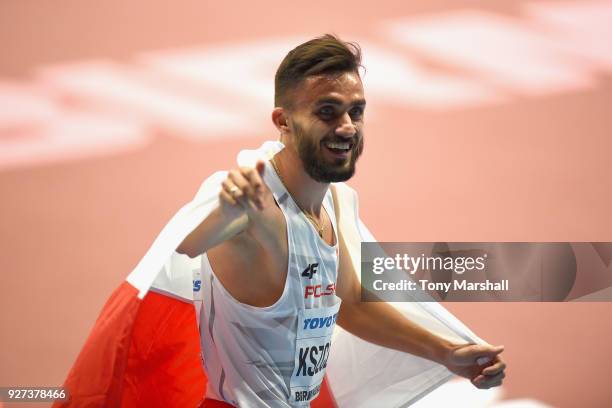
335, 112, 357, 138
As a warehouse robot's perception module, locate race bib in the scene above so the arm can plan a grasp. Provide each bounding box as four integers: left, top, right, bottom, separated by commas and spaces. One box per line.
289, 301, 341, 405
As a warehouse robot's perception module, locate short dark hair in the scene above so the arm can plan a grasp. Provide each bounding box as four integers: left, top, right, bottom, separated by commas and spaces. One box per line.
274, 34, 363, 109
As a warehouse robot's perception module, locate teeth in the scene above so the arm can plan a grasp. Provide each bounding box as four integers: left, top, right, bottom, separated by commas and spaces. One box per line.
326, 142, 350, 150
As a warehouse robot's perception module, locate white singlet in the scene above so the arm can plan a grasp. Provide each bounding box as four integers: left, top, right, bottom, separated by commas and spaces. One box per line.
199, 160, 342, 407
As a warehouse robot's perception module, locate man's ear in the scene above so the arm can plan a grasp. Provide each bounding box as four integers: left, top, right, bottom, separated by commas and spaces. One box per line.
271, 107, 291, 136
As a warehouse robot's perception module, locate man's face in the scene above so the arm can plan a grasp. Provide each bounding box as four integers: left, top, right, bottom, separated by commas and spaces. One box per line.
284, 71, 365, 183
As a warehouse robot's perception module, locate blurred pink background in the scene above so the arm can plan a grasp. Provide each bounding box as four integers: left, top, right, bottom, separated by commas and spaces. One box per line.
1, 1, 611, 407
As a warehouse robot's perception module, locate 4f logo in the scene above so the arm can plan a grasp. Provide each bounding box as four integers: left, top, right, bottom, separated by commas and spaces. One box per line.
301, 263, 319, 279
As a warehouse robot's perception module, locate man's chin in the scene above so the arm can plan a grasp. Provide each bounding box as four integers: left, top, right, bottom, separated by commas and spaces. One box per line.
299, 146, 358, 182
317, 166, 355, 183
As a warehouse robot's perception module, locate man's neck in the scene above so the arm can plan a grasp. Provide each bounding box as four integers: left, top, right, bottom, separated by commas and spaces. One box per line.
272, 149, 329, 217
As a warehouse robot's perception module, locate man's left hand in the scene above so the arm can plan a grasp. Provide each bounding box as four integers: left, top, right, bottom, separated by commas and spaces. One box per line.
444, 344, 507, 389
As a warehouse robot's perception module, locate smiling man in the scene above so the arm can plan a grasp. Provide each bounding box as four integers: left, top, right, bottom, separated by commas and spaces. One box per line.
177, 34, 506, 407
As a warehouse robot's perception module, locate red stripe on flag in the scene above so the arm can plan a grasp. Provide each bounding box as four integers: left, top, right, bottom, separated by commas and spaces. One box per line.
120, 289, 206, 407
54, 281, 141, 407
54, 282, 207, 407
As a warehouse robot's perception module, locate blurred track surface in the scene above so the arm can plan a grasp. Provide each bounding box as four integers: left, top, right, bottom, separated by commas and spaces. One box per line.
1, 1, 611, 407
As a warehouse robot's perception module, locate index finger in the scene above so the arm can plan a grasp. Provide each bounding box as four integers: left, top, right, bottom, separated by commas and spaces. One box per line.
240, 166, 264, 191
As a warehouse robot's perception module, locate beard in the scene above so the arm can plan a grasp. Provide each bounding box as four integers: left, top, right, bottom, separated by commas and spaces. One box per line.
292, 121, 364, 183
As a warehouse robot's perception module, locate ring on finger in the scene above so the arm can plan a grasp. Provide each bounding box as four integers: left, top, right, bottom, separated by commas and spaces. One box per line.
229, 186, 239, 194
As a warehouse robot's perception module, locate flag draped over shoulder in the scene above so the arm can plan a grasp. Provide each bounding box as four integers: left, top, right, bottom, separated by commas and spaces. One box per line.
54, 141, 484, 408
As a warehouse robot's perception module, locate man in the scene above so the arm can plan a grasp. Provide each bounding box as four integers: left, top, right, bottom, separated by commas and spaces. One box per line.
177, 34, 506, 407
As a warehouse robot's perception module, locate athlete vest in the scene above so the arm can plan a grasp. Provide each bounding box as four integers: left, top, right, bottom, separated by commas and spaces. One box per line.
199, 160, 342, 407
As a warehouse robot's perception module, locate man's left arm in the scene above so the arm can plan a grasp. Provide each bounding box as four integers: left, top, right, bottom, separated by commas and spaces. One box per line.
335, 230, 507, 389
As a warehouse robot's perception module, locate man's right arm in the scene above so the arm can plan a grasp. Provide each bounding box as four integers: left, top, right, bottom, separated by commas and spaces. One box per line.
176, 206, 248, 258
176, 161, 270, 258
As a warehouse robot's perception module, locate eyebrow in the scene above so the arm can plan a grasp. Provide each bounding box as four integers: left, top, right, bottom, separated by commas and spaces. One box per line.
314, 97, 366, 107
